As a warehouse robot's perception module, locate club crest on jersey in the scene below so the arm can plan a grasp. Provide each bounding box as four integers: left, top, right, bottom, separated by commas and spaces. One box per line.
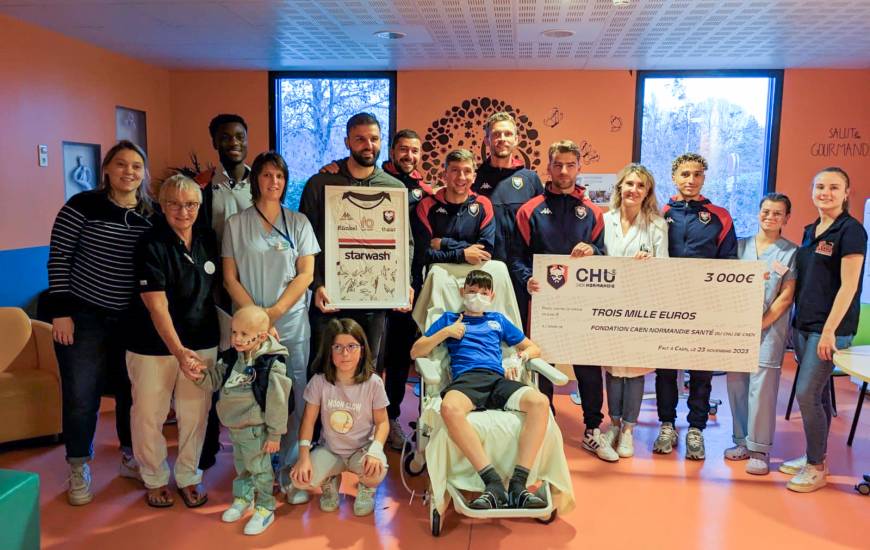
547, 264, 569, 290
815, 240, 834, 256
511, 176, 524, 190
575, 206, 587, 220
698, 211, 711, 224
468, 202, 480, 217
412, 188, 423, 199
383, 210, 395, 224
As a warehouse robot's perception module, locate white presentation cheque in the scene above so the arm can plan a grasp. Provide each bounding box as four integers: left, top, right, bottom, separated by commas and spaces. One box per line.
530, 255, 766, 373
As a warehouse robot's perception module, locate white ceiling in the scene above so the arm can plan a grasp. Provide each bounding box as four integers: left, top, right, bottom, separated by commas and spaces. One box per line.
3, 0, 870, 71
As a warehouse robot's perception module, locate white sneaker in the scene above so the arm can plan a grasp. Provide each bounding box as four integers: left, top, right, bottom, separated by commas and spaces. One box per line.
746, 452, 770, 475
243, 506, 275, 535
616, 427, 634, 458
353, 483, 376, 516
221, 498, 253, 523
286, 487, 311, 505
387, 418, 407, 451
582, 429, 619, 462
119, 452, 143, 481
319, 476, 340, 512
67, 462, 93, 506
787, 463, 827, 493
724, 444, 749, 461
779, 455, 830, 476
601, 424, 620, 448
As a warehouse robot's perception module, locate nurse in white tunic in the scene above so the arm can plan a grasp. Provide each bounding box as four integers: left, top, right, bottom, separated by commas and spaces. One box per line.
601, 164, 668, 457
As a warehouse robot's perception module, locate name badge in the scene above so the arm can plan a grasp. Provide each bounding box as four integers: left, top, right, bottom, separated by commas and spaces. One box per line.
815, 241, 833, 256
771, 260, 789, 276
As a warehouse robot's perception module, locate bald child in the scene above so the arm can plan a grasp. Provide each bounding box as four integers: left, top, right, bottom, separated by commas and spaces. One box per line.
194, 305, 292, 535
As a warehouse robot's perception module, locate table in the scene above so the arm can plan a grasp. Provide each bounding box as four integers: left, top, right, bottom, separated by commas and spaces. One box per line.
832, 345, 870, 446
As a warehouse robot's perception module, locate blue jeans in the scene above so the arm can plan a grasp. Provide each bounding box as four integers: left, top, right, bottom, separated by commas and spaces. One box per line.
794, 330, 853, 465
55, 307, 133, 463
605, 372, 645, 424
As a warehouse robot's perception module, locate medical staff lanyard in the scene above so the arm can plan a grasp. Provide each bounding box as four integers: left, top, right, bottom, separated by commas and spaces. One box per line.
256, 206, 294, 248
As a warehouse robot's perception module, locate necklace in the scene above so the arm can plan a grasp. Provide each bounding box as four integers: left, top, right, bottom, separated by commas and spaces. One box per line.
108, 192, 137, 209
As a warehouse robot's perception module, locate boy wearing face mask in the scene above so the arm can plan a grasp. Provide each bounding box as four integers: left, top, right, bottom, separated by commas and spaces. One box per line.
411, 270, 551, 510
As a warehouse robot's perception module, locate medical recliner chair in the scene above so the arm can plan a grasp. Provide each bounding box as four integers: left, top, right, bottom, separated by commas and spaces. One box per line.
405, 260, 575, 536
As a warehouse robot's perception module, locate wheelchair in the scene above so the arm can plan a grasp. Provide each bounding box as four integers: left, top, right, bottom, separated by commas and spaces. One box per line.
403, 260, 575, 536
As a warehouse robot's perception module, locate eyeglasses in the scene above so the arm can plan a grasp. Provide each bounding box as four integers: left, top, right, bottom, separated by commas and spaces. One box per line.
331, 343, 362, 354
165, 201, 201, 212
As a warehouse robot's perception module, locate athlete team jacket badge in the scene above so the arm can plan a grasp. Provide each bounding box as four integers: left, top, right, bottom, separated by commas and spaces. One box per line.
575, 206, 587, 220
468, 202, 480, 216
698, 211, 711, 224
815, 240, 833, 256
412, 188, 423, 199
546, 264, 569, 289
511, 176, 524, 190
383, 210, 395, 224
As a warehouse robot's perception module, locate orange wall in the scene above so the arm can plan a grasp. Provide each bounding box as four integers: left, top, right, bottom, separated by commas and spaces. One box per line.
168, 71, 269, 172
776, 70, 870, 242
0, 14, 171, 250
397, 70, 636, 184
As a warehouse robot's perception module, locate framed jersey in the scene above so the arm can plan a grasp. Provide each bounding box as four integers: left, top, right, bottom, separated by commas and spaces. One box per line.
324, 185, 410, 309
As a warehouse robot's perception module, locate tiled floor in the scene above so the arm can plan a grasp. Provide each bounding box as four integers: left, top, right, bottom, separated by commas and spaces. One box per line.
1, 355, 867, 549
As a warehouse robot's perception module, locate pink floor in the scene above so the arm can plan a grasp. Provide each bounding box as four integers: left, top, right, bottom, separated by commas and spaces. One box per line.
1, 356, 867, 550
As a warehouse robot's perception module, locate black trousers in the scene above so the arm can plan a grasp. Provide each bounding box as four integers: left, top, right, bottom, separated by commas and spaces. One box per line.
383, 309, 418, 419
655, 369, 713, 430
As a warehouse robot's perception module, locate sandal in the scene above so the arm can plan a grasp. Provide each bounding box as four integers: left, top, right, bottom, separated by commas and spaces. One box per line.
178, 483, 208, 508
145, 486, 175, 508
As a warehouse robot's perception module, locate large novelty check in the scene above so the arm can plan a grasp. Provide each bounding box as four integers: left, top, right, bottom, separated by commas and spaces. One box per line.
530, 255, 765, 372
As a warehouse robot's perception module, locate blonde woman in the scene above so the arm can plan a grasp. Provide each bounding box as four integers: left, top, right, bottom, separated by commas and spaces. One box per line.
601, 164, 668, 457
126, 174, 220, 508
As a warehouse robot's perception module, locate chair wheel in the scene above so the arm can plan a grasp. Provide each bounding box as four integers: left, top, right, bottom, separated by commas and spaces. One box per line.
857, 482, 870, 496
709, 405, 718, 416
404, 452, 425, 476
535, 510, 558, 524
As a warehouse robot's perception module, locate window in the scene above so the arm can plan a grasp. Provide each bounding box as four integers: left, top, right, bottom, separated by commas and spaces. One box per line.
633, 70, 783, 237
269, 72, 396, 210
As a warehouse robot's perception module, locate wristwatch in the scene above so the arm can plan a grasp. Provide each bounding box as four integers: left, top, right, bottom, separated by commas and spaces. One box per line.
298, 439, 312, 448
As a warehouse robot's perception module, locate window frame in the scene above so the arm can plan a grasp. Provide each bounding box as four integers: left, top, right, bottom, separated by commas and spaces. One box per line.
268, 70, 398, 153
631, 69, 784, 194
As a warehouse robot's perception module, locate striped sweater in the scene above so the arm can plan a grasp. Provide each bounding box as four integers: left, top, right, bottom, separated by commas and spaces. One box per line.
47, 191, 153, 318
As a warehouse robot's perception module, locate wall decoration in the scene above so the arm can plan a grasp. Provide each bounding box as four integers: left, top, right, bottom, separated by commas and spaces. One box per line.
421, 96, 542, 183
578, 139, 600, 165
115, 106, 148, 153
610, 115, 623, 132
62, 142, 100, 199
545, 107, 565, 128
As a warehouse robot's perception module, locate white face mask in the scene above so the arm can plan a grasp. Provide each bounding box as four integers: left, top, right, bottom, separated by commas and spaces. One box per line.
463, 292, 492, 313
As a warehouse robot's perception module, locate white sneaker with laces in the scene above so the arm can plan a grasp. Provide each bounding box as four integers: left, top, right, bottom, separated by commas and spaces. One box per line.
616, 427, 635, 458
779, 455, 829, 476
67, 462, 93, 506
582, 429, 619, 462
119, 452, 143, 481
786, 463, 827, 493
222, 498, 253, 522
601, 424, 620, 448
243, 506, 275, 535
387, 418, 407, 451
